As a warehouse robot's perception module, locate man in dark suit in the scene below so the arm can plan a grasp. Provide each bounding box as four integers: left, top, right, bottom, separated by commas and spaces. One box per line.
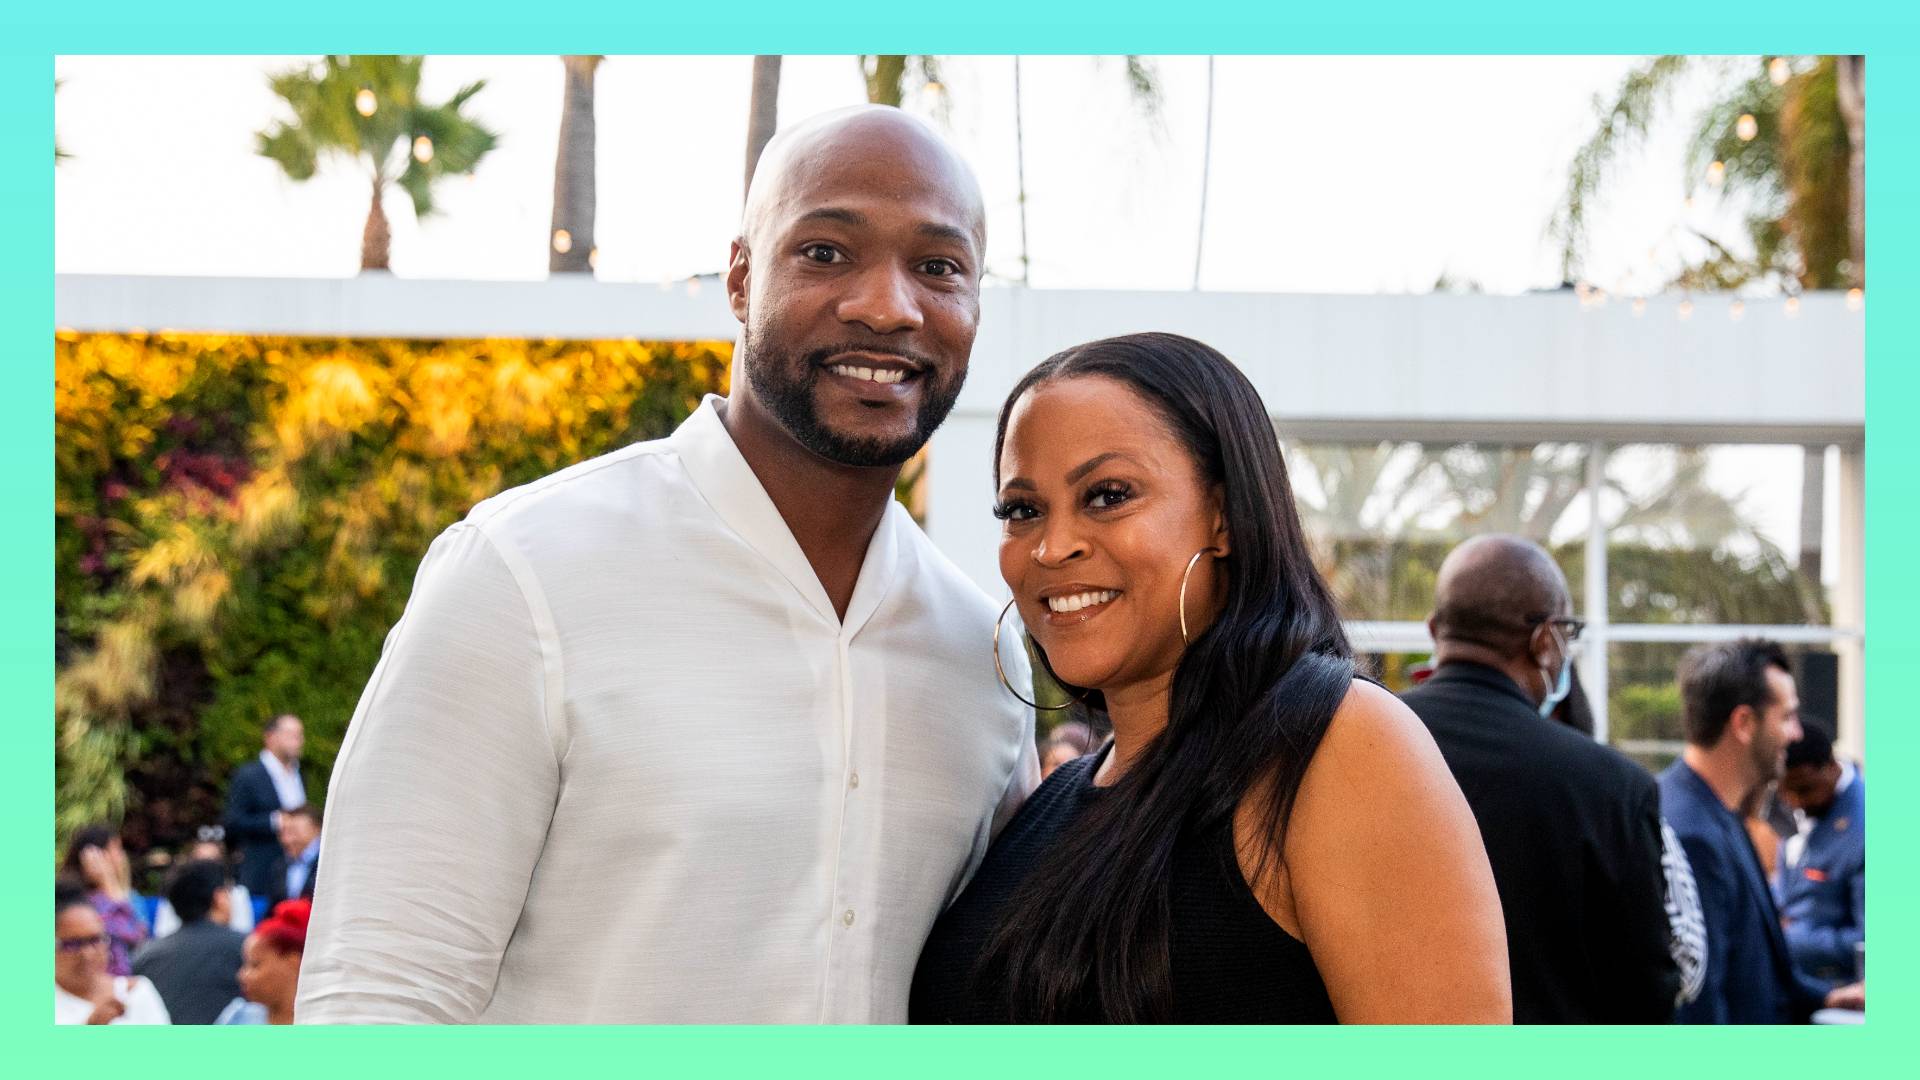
224, 714, 305, 899
269, 804, 322, 906
1400, 534, 1677, 1023
131, 859, 245, 1024
1660, 639, 1864, 1022
1774, 724, 1866, 990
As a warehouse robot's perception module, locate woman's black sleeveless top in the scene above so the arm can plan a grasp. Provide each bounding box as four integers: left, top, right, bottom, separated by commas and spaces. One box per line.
908, 747, 1337, 1023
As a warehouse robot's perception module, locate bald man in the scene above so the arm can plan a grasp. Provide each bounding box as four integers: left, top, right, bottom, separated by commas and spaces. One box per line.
299, 107, 1038, 1023
1399, 535, 1679, 1022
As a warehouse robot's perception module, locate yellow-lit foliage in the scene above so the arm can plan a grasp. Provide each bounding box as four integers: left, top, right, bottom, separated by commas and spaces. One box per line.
56, 331, 731, 850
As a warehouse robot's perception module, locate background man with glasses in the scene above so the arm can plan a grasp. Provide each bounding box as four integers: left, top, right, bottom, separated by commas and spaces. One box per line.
1400, 534, 1680, 1022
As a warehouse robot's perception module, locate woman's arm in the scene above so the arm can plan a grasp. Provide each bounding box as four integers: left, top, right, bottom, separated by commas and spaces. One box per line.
1263, 680, 1510, 1023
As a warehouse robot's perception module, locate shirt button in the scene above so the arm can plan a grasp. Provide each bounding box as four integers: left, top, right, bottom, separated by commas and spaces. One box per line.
848, 771, 860, 790
842, 908, 856, 928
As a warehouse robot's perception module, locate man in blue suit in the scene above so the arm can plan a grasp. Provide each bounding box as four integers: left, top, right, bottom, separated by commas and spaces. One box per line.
1659, 639, 1863, 1023
1775, 725, 1865, 990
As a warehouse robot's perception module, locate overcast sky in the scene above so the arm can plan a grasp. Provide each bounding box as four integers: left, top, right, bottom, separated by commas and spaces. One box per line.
54, 54, 1750, 296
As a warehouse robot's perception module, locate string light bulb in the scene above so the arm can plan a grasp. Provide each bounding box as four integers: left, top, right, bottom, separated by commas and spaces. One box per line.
1677, 299, 1694, 320
355, 88, 377, 117
411, 135, 434, 164
1736, 114, 1758, 142
686, 277, 703, 297
1632, 297, 1647, 317
552, 229, 573, 254
1846, 288, 1864, 312
1769, 57, 1791, 86
1729, 300, 1746, 321
1707, 161, 1726, 187
1784, 296, 1801, 317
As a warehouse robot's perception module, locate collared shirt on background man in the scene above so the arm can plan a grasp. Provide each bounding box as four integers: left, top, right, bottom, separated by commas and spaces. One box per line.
260, 748, 305, 810
1777, 762, 1865, 989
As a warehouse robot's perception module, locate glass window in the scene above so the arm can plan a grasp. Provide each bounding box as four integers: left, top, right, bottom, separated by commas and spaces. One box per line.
1284, 440, 1589, 622
1603, 444, 1837, 625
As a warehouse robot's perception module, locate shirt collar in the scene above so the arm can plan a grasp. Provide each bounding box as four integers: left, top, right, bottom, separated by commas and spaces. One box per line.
669, 396, 901, 633
1836, 759, 1857, 795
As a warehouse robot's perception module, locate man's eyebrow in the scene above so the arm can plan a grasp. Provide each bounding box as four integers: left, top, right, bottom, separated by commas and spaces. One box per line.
917, 221, 978, 252
796, 207, 868, 228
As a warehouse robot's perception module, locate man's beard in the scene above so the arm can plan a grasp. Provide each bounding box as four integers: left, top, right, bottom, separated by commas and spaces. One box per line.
740, 329, 966, 468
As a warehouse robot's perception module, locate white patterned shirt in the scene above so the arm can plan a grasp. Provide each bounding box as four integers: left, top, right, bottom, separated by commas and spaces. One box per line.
298, 398, 1037, 1024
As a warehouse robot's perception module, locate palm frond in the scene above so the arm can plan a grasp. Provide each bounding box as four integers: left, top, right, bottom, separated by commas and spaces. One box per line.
256, 123, 319, 181
1549, 55, 1696, 280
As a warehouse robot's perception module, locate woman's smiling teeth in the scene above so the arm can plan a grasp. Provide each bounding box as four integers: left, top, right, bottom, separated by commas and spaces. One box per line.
829, 364, 908, 384
1047, 589, 1119, 614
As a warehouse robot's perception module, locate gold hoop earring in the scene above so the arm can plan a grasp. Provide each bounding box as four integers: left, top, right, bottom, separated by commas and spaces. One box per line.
1178, 550, 1208, 645
993, 598, 1087, 711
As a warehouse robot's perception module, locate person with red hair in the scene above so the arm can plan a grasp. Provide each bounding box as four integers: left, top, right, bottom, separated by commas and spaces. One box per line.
217, 899, 309, 1025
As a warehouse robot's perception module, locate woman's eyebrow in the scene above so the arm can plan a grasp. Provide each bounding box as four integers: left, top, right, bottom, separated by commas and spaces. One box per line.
1066, 451, 1140, 484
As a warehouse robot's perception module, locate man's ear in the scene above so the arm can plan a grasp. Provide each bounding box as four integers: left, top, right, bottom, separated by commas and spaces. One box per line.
726, 238, 751, 323
1728, 703, 1759, 745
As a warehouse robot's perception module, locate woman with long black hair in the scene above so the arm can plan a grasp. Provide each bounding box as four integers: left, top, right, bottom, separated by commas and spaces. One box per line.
910, 333, 1509, 1023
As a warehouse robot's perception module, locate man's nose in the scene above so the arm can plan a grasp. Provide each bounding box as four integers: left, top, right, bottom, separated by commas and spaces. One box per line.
836, 262, 924, 335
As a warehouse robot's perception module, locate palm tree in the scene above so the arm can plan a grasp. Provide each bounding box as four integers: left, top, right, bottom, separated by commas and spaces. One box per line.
744, 55, 782, 195
859, 55, 940, 109
1833, 57, 1864, 287
1550, 55, 1861, 293
257, 55, 498, 273
549, 55, 601, 273
1549, 56, 1858, 591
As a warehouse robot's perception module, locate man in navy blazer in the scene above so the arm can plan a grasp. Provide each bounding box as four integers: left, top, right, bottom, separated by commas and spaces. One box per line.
223, 714, 306, 899
1659, 639, 1862, 1023
1775, 725, 1865, 989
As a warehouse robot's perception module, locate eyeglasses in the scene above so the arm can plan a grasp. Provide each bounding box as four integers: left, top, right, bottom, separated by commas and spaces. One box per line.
56, 934, 107, 953
1525, 615, 1587, 643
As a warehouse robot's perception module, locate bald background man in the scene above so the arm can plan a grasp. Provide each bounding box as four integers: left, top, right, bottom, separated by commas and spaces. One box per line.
1399, 535, 1679, 1022
299, 107, 1037, 1023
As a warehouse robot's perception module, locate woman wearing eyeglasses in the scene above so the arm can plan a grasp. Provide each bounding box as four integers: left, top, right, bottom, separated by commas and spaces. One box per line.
909, 334, 1509, 1024
55, 880, 170, 1025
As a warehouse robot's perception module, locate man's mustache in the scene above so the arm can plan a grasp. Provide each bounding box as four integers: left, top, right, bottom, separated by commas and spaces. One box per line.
804, 342, 936, 373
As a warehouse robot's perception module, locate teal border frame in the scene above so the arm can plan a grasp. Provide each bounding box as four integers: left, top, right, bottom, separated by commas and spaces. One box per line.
12, 3, 1916, 1074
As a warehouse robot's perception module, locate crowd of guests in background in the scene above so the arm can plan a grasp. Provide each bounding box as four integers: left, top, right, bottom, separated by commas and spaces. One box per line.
55, 543, 1867, 1024
54, 714, 320, 1024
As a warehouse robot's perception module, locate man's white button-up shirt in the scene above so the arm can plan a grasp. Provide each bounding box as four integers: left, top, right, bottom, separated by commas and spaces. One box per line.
298, 397, 1037, 1023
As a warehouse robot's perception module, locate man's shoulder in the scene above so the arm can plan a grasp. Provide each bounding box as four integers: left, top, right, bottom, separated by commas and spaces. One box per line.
188, 921, 249, 947
1656, 766, 1725, 840
889, 510, 1000, 623
1541, 722, 1656, 798
463, 436, 681, 535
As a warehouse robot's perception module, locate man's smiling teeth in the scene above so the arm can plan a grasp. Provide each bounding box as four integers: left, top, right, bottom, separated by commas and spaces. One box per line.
1047, 590, 1119, 614
829, 364, 908, 384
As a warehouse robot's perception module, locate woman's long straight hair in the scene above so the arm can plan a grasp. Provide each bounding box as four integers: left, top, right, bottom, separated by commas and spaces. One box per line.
978, 332, 1354, 1022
